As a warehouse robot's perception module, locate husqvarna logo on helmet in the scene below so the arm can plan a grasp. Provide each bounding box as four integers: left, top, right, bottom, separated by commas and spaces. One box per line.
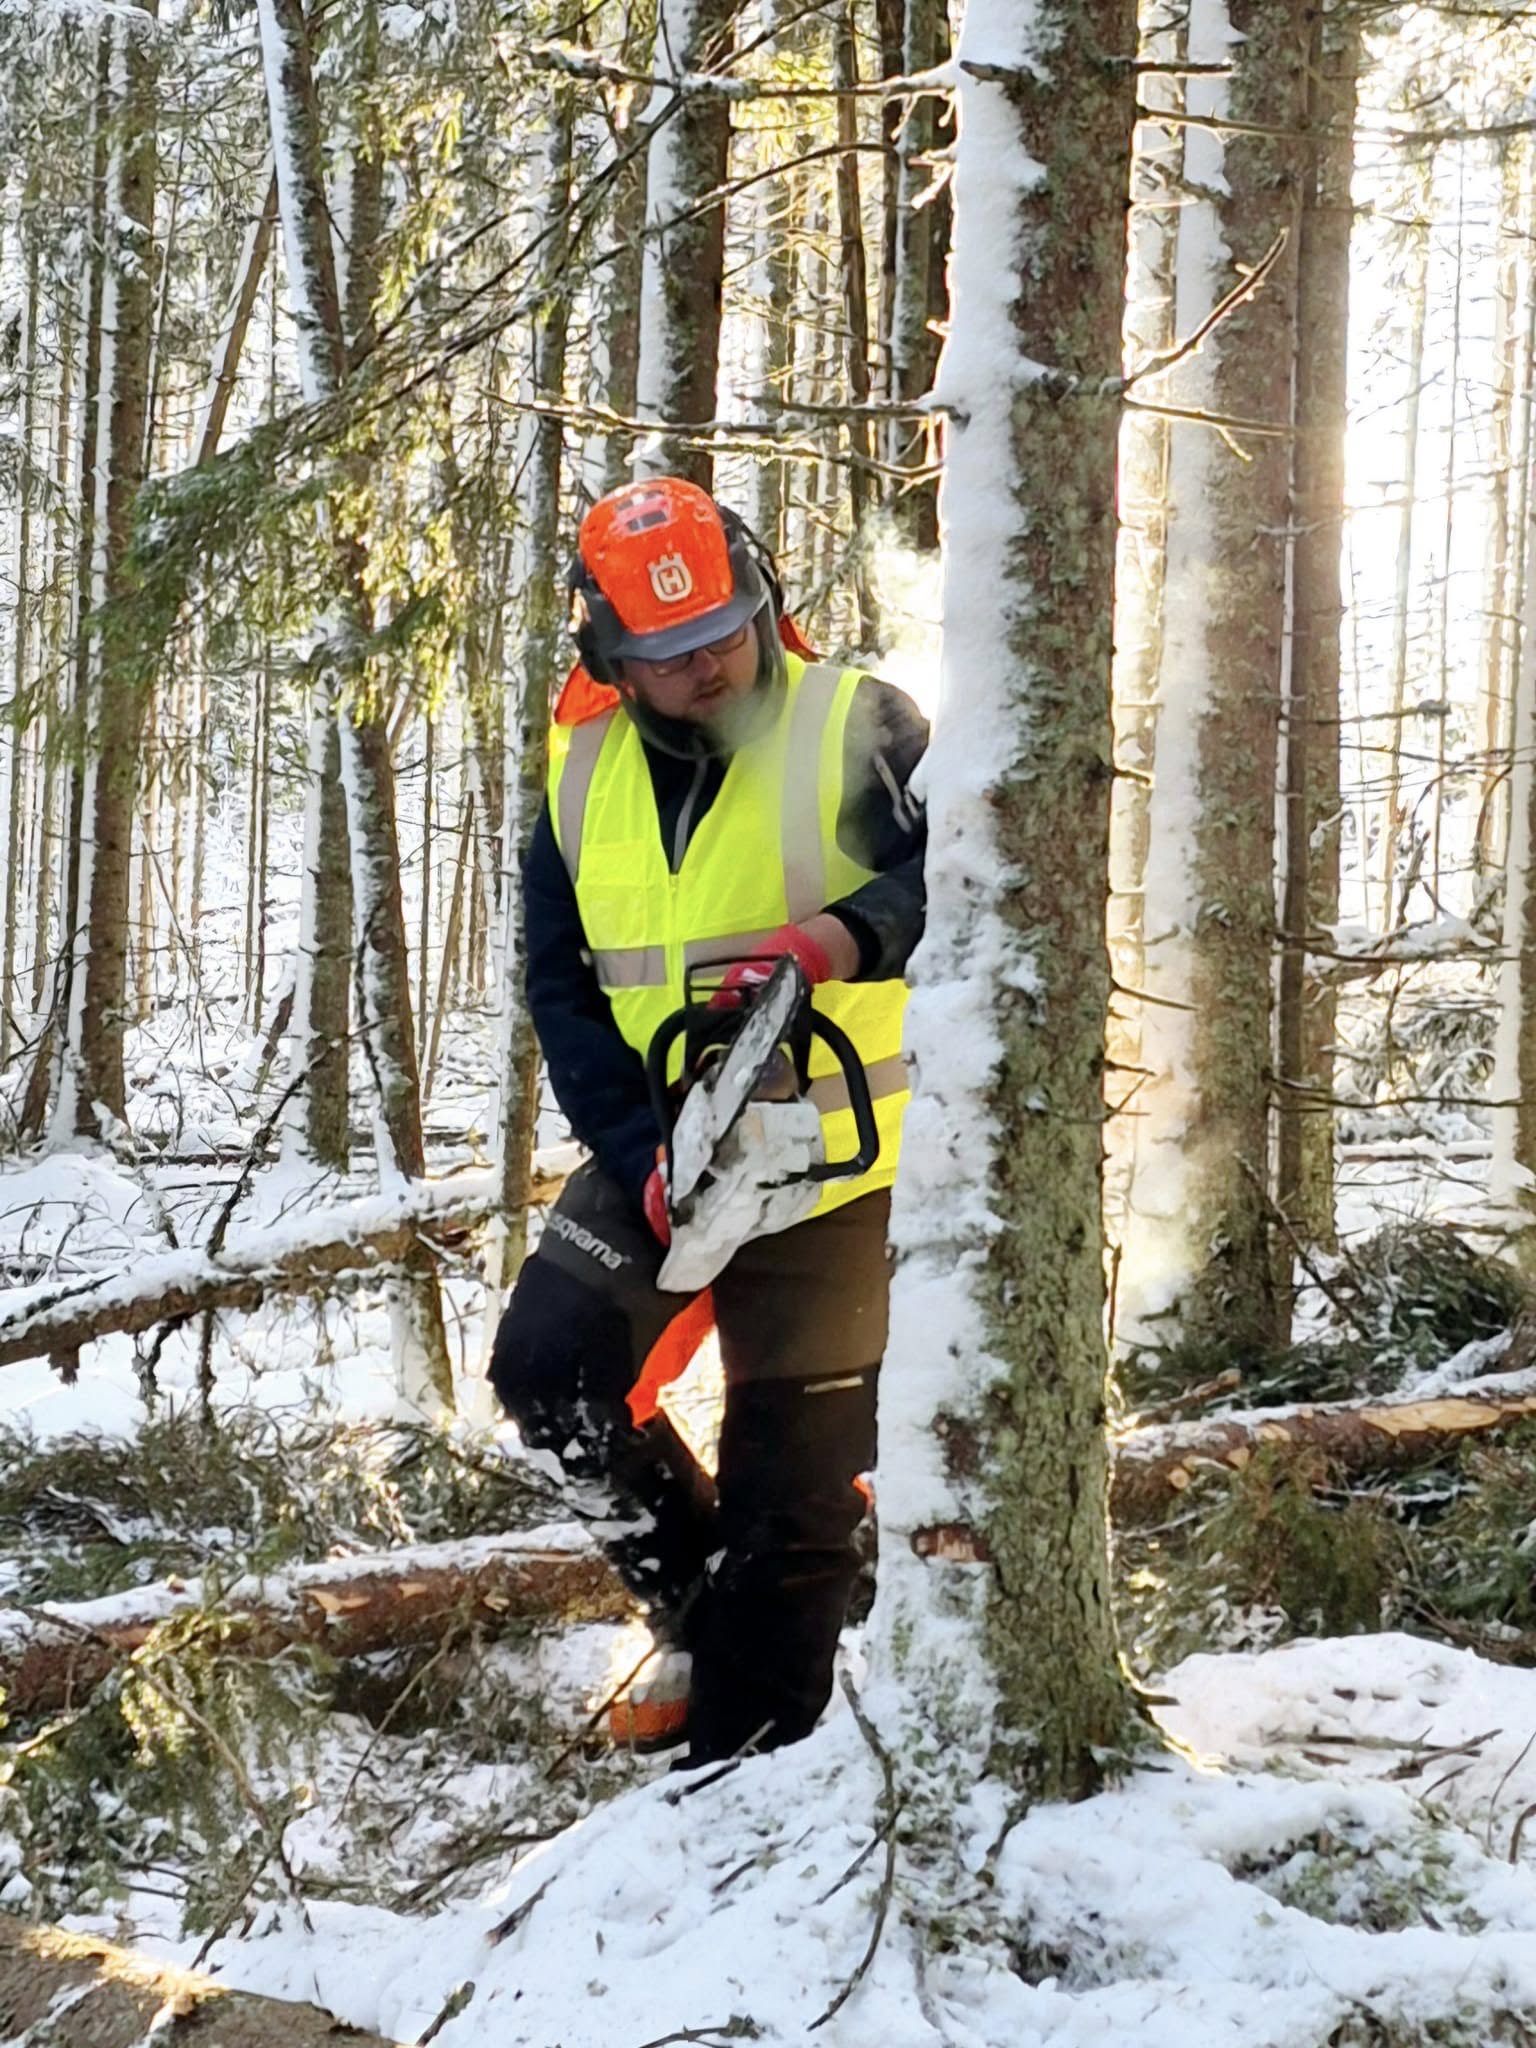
648, 553, 694, 603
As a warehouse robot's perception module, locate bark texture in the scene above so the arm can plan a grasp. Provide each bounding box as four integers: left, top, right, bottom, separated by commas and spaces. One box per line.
72, 7, 160, 1132
632, 0, 739, 485
1125, 0, 1306, 1353
0, 1918, 400, 2047
1113, 1383, 1536, 1522
0, 1530, 627, 1717
871, 0, 1140, 1807
1276, 5, 1359, 1250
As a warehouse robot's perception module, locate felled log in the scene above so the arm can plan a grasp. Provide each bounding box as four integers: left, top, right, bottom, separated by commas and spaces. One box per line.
0, 1156, 573, 1372
0, 1526, 629, 1717
0, 1916, 401, 2047
1112, 1378, 1536, 1522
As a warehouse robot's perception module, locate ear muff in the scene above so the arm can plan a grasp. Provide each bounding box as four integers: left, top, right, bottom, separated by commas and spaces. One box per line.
566, 553, 623, 686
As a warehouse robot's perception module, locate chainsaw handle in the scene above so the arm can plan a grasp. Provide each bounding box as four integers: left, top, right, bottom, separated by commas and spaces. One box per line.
805, 1011, 881, 1182
645, 1001, 738, 1186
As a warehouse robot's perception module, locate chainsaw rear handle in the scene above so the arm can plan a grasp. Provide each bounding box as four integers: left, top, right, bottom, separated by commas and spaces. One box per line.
645, 1002, 881, 1188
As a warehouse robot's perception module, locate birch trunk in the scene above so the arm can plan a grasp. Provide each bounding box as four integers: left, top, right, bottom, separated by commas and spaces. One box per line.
70, 4, 160, 1136
869, 0, 1138, 1809
633, 0, 738, 486
1119, 0, 1305, 1355
1275, 5, 1359, 1251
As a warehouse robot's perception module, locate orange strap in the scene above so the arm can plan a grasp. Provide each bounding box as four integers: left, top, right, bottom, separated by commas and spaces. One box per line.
627, 1287, 716, 1426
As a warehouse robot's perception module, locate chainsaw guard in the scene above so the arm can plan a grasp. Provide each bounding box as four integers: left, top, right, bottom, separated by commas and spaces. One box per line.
657, 1100, 824, 1292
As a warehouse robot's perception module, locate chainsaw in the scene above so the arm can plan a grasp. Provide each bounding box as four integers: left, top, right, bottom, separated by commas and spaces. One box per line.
644, 955, 880, 1292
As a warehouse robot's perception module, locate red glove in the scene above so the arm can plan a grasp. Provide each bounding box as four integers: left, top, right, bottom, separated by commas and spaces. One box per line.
709, 923, 835, 1010
642, 1158, 671, 1247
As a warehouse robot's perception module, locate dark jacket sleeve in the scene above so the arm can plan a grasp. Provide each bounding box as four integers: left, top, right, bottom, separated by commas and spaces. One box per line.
521, 802, 661, 1207
825, 677, 928, 981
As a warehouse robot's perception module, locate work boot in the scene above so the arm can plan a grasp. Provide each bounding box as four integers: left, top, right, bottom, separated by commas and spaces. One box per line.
608, 1649, 691, 1752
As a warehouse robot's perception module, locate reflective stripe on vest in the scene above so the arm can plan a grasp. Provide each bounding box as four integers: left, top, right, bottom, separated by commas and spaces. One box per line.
547, 655, 909, 1217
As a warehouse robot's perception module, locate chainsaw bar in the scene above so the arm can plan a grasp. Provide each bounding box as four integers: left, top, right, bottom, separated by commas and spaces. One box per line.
667, 956, 811, 1223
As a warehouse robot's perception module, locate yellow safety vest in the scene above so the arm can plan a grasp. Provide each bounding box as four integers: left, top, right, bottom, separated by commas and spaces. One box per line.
547, 654, 909, 1216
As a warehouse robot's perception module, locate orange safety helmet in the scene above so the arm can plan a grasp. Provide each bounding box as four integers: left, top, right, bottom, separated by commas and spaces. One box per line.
569, 478, 774, 680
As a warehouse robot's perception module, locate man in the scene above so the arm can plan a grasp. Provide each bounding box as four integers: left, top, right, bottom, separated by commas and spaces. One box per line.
490, 476, 926, 1767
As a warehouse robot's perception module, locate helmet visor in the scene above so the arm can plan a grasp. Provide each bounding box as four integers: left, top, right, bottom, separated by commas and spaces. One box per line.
607, 574, 767, 665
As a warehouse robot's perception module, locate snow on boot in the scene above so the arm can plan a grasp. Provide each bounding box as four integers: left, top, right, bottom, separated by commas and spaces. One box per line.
608, 1650, 691, 1752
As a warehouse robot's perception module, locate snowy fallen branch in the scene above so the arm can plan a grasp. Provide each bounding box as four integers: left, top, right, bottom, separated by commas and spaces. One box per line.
0, 1525, 628, 1716
0, 1916, 404, 2048
0, 1157, 572, 1372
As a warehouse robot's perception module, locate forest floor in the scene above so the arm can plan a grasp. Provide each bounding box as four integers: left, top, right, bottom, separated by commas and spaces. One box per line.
4, 1109, 1536, 2044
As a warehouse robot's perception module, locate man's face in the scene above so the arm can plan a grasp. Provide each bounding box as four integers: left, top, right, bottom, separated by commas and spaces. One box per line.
618, 619, 760, 725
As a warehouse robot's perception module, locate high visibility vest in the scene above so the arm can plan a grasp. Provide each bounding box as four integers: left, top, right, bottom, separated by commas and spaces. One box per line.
547, 654, 909, 1216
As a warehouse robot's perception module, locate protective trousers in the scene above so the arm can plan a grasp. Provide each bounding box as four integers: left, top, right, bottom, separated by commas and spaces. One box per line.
488, 1161, 889, 1765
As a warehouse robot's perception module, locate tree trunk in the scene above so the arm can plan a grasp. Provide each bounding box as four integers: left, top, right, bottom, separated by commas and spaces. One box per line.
258, 0, 449, 1399
1119, 0, 1306, 1355
747, 175, 795, 557
1491, 417, 1536, 1244
68, 6, 160, 1136
1, 225, 38, 1075
1382, 174, 1430, 933
1275, 4, 1359, 1251
23, 37, 107, 1145
1105, 0, 1182, 1303
0, 1920, 404, 2048
834, 0, 878, 643
193, 164, 279, 465
0, 1527, 625, 1718
632, 0, 738, 486
883, 0, 948, 548
1113, 1381, 1536, 1523
868, 0, 1139, 1808
592, 0, 652, 492
489, 96, 575, 1342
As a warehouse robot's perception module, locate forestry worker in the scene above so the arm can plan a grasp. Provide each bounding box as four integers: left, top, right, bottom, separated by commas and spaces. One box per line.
489, 476, 927, 1768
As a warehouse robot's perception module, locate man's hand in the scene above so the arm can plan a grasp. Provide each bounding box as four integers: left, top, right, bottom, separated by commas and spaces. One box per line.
708, 916, 856, 1010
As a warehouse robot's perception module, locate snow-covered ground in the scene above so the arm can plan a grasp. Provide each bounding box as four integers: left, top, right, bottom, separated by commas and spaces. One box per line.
100, 1633, 1535, 2047
5, 1148, 1536, 2045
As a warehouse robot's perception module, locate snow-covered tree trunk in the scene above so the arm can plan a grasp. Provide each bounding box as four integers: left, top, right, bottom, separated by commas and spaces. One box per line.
869, 0, 1139, 1810
590, 0, 651, 494
485, 96, 575, 1368
1275, 4, 1359, 1251
1105, 0, 1181, 1280
1118, 0, 1306, 1354
633, 0, 738, 486
1, 222, 38, 1075
68, 3, 160, 1138
259, 0, 451, 1403
23, 38, 107, 1145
